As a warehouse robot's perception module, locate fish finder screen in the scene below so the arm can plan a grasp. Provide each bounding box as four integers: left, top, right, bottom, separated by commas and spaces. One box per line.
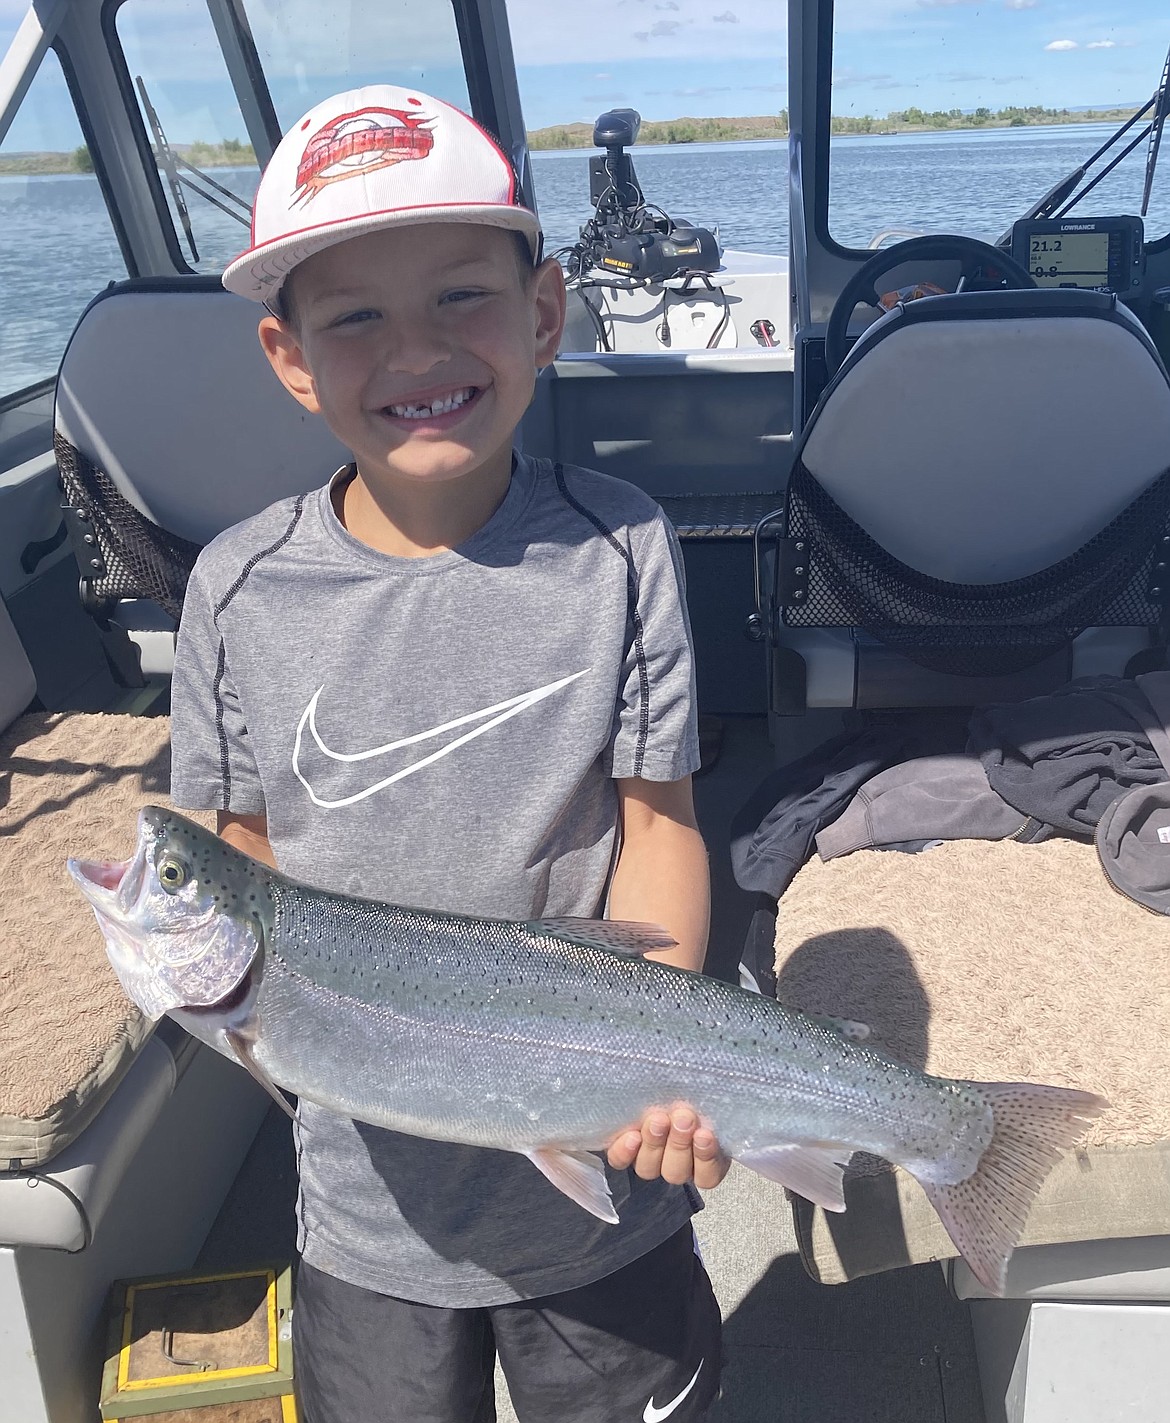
1028, 232, 1111, 288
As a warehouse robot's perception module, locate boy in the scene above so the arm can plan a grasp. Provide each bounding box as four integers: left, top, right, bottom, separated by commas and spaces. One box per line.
170, 85, 725, 1422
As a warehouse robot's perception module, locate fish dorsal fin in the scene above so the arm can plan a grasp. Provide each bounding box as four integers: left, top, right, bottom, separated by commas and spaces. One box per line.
525, 1146, 620, 1223
737, 1143, 853, 1212
530, 917, 677, 956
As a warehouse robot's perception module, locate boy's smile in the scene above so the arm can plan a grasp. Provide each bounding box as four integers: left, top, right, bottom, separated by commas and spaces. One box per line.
259, 223, 564, 551
381, 384, 481, 428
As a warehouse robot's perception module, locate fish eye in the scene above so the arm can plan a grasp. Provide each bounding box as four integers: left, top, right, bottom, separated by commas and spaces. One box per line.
158, 857, 188, 892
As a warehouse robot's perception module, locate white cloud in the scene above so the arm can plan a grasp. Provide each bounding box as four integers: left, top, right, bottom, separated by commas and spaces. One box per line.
1086, 40, 1116, 49
634, 19, 683, 38
647, 85, 735, 96
1004, 0, 1038, 9
833, 68, 896, 89
1044, 39, 1078, 51
713, 9, 740, 20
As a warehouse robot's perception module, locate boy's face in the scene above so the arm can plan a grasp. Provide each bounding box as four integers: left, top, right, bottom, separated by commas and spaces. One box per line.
259, 223, 565, 491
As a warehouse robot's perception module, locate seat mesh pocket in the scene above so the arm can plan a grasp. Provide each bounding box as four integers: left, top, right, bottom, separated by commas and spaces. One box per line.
782, 460, 1170, 675
55, 432, 203, 622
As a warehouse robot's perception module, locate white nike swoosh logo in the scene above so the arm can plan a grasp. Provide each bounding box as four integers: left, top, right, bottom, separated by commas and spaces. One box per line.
644, 1360, 703, 1423
292, 670, 589, 809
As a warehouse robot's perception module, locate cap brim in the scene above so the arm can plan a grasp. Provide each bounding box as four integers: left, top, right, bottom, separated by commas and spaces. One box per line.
222, 204, 543, 302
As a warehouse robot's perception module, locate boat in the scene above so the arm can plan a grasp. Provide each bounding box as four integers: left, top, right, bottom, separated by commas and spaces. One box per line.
3, 0, 1170, 1418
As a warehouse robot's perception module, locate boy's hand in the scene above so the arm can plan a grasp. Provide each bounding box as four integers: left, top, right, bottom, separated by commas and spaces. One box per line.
607, 1105, 730, 1189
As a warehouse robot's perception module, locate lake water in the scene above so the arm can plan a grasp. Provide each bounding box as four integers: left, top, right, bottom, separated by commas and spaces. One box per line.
2, 123, 1169, 391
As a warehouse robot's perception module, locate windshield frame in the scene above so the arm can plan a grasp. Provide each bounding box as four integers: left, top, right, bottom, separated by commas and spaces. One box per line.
100, 0, 203, 276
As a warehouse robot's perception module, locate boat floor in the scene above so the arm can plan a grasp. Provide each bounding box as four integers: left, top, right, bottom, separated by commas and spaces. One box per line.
193, 715, 985, 1421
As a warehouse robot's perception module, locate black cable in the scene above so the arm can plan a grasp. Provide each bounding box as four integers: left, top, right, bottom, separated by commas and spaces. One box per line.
657, 286, 673, 347
705, 280, 731, 349
575, 287, 611, 352
595, 288, 614, 352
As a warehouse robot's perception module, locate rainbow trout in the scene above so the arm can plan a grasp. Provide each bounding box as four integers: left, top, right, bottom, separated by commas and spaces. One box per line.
69, 806, 1106, 1294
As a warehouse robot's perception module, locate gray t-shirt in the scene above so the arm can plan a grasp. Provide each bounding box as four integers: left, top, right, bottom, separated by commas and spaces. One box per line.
170, 452, 702, 1306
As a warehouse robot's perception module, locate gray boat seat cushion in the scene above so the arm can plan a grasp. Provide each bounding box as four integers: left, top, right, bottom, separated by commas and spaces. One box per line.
773, 836, 1170, 1295
803, 290, 1170, 585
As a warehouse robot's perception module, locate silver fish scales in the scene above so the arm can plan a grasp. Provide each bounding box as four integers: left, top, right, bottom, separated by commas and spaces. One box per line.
69, 805, 1107, 1295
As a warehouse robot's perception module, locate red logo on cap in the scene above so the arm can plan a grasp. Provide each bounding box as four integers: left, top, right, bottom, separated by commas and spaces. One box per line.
294, 106, 435, 206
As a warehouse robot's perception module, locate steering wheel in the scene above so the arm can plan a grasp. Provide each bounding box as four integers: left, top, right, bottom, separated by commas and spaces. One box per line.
823, 234, 1037, 380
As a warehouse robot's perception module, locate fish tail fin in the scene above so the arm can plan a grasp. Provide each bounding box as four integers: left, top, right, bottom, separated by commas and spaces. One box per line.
918, 1082, 1108, 1297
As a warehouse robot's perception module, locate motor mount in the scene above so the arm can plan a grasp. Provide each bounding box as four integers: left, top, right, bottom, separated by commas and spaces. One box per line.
575, 108, 721, 283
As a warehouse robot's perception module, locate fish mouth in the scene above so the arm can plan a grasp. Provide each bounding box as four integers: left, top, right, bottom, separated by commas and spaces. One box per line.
68, 817, 164, 1016
67, 829, 148, 917
67, 853, 135, 913
68, 857, 128, 893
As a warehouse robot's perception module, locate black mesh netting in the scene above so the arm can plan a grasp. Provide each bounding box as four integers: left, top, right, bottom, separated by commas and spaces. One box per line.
55, 432, 204, 623
782, 460, 1170, 676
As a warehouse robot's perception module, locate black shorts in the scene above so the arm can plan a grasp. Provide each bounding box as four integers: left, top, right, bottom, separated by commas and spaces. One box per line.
293, 1226, 722, 1423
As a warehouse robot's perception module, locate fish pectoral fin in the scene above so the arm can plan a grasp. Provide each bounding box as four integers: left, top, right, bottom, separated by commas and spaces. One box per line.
736, 1143, 853, 1212
525, 1147, 620, 1224
529, 917, 677, 956
225, 1028, 297, 1122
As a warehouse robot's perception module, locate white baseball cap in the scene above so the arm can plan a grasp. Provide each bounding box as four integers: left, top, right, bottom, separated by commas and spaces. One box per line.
222, 85, 542, 303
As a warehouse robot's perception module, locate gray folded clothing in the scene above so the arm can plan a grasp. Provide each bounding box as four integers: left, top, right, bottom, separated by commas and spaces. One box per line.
1096, 783, 1170, 914
969, 675, 1169, 835
815, 754, 1039, 861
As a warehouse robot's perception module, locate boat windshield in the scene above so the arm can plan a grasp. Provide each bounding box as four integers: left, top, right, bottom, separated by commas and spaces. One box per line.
114, 0, 472, 272
828, 0, 1170, 249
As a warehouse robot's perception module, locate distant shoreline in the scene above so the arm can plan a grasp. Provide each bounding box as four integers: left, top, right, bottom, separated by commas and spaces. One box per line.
0, 107, 1140, 175
528, 106, 1139, 150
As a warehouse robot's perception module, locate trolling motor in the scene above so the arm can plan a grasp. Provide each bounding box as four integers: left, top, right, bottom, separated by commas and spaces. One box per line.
574, 108, 720, 282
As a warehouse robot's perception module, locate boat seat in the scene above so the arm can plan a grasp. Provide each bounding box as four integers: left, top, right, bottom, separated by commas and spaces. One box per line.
0, 1035, 177, 1252
54, 277, 350, 676
757, 289, 1170, 712
769, 830, 1170, 1417
0, 707, 270, 1423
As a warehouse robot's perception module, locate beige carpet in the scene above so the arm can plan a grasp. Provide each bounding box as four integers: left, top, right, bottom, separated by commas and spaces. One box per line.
0, 712, 213, 1165
775, 836, 1170, 1148
775, 837, 1170, 1280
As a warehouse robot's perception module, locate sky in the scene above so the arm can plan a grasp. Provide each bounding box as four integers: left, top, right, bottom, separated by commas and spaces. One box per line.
0, 0, 1167, 152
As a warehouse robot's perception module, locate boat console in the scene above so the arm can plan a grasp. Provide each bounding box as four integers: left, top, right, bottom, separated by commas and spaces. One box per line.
1009, 215, 1147, 295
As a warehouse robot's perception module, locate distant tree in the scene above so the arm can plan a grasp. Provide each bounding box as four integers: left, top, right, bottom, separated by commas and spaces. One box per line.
72, 144, 93, 173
